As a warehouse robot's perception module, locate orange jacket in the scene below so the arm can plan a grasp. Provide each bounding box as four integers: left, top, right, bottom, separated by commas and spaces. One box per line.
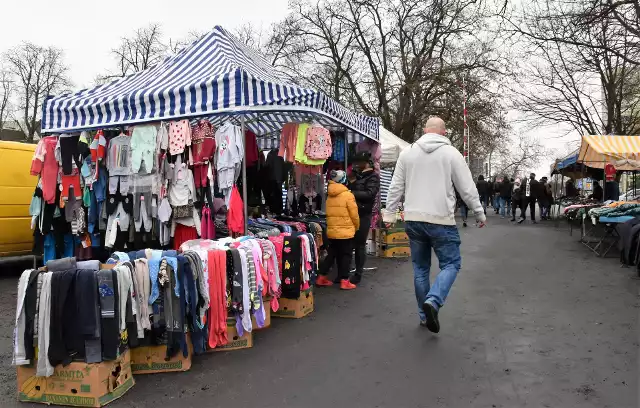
326, 181, 360, 239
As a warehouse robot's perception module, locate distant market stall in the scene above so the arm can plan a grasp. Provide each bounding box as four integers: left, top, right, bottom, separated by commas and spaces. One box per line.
560, 135, 640, 260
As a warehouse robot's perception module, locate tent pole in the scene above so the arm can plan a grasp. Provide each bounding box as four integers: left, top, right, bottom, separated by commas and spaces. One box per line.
344, 127, 349, 170
241, 116, 248, 235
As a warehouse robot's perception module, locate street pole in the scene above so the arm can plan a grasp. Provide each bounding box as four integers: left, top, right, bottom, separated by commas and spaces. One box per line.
462, 76, 470, 167
241, 116, 248, 235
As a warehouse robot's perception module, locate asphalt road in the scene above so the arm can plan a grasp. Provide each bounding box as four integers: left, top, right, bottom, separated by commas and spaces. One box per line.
1, 214, 638, 407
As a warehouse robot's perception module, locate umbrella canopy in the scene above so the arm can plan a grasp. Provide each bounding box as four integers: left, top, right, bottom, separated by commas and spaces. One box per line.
578, 135, 640, 170
41, 26, 379, 140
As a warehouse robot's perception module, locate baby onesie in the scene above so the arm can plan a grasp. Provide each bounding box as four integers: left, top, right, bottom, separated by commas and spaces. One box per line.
130, 125, 157, 174
168, 120, 192, 156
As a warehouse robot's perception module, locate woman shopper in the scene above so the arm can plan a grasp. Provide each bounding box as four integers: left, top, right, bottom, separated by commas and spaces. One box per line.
316, 170, 360, 290
347, 151, 380, 285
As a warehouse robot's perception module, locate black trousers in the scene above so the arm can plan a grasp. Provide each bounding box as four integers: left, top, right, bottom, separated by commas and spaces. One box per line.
353, 214, 372, 281
512, 199, 524, 219
526, 198, 536, 220
320, 238, 353, 281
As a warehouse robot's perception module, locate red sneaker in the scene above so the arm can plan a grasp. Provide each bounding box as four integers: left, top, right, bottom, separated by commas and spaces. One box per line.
316, 275, 334, 287
340, 279, 356, 290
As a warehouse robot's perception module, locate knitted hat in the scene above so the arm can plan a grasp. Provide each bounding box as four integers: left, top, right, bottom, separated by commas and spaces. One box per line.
353, 151, 372, 164
330, 170, 347, 184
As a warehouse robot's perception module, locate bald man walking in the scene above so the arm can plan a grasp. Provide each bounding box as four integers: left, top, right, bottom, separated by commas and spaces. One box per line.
383, 117, 485, 333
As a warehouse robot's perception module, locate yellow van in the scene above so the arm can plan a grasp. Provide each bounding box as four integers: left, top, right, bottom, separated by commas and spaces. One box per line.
0, 141, 37, 257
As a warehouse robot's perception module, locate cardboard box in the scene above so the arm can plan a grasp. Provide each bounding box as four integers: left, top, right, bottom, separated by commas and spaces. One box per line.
251, 303, 271, 330
130, 336, 193, 374
17, 350, 134, 407
210, 318, 253, 351
377, 230, 409, 244
272, 289, 314, 319
378, 244, 411, 258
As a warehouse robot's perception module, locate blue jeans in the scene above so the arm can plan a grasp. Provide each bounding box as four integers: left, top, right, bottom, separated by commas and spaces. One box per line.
406, 221, 462, 321
499, 197, 508, 217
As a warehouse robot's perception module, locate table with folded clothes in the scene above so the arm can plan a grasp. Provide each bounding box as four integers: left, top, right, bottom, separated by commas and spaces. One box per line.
580, 202, 640, 257
562, 200, 602, 236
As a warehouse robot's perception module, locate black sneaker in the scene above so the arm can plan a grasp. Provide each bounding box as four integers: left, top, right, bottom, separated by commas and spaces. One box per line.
420, 320, 427, 328
510, 218, 515, 222
422, 302, 440, 333
463, 221, 467, 227
517, 217, 525, 224
350, 274, 362, 285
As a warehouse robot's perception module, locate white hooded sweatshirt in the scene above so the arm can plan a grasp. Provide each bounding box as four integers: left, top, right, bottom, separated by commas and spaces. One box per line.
383, 133, 485, 225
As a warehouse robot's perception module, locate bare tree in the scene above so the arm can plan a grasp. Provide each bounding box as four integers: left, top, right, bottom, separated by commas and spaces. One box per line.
0, 68, 12, 134
492, 135, 549, 178
2, 43, 71, 141
267, 0, 508, 144
168, 30, 207, 55
98, 24, 167, 83
509, 0, 640, 135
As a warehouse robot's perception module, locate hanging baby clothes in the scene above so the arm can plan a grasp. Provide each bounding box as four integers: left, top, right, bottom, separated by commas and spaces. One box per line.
190, 120, 216, 189
130, 124, 157, 174
278, 123, 298, 162
90, 130, 107, 164
57, 135, 83, 202
169, 158, 201, 237
31, 136, 59, 204
294, 124, 325, 165
106, 133, 132, 199
215, 123, 244, 203
304, 124, 332, 160
167, 120, 192, 165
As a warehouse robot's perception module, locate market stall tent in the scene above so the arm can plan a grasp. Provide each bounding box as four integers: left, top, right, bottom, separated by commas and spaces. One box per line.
578, 135, 640, 170
40, 26, 379, 141
379, 127, 409, 165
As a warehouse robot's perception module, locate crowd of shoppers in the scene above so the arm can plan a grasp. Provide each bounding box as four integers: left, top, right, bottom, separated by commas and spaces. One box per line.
470, 173, 555, 224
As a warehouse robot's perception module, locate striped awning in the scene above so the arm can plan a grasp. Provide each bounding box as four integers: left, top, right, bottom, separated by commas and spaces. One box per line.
578, 135, 640, 170
41, 26, 379, 141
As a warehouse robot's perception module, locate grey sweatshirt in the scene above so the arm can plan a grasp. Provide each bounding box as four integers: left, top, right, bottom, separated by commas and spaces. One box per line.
383, 133, 485, 225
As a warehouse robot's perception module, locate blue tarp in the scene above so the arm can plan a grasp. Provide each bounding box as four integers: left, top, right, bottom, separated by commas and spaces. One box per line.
557, 153, 578, 170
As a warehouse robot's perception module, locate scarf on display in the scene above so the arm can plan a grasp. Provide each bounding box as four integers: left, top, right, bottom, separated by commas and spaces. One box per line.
12, 270, 32, 366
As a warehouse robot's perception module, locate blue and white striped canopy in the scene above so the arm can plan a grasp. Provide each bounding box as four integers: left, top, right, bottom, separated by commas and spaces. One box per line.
41, 26, 379, 141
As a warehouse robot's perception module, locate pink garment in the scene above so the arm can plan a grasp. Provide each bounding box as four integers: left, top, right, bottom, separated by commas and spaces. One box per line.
168, 120, 192, 155
268, 235, 285, 279
201, 206, 215, 239
260, 240, 280, 311
278, 123, 298, 162
191, 120, 216, 165
31, 136, 59, 204
304, 125, 332, 160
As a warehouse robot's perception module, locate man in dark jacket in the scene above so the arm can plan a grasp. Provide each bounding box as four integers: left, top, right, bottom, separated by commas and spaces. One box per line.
521, 173, 539, 223
498, 176, 512, 218
348, 151, 380, 284
476, 175, 491, 213
511, 178, 524, 222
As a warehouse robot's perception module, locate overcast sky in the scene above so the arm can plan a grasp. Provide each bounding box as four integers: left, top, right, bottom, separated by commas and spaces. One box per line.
0, 0, 576, 176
